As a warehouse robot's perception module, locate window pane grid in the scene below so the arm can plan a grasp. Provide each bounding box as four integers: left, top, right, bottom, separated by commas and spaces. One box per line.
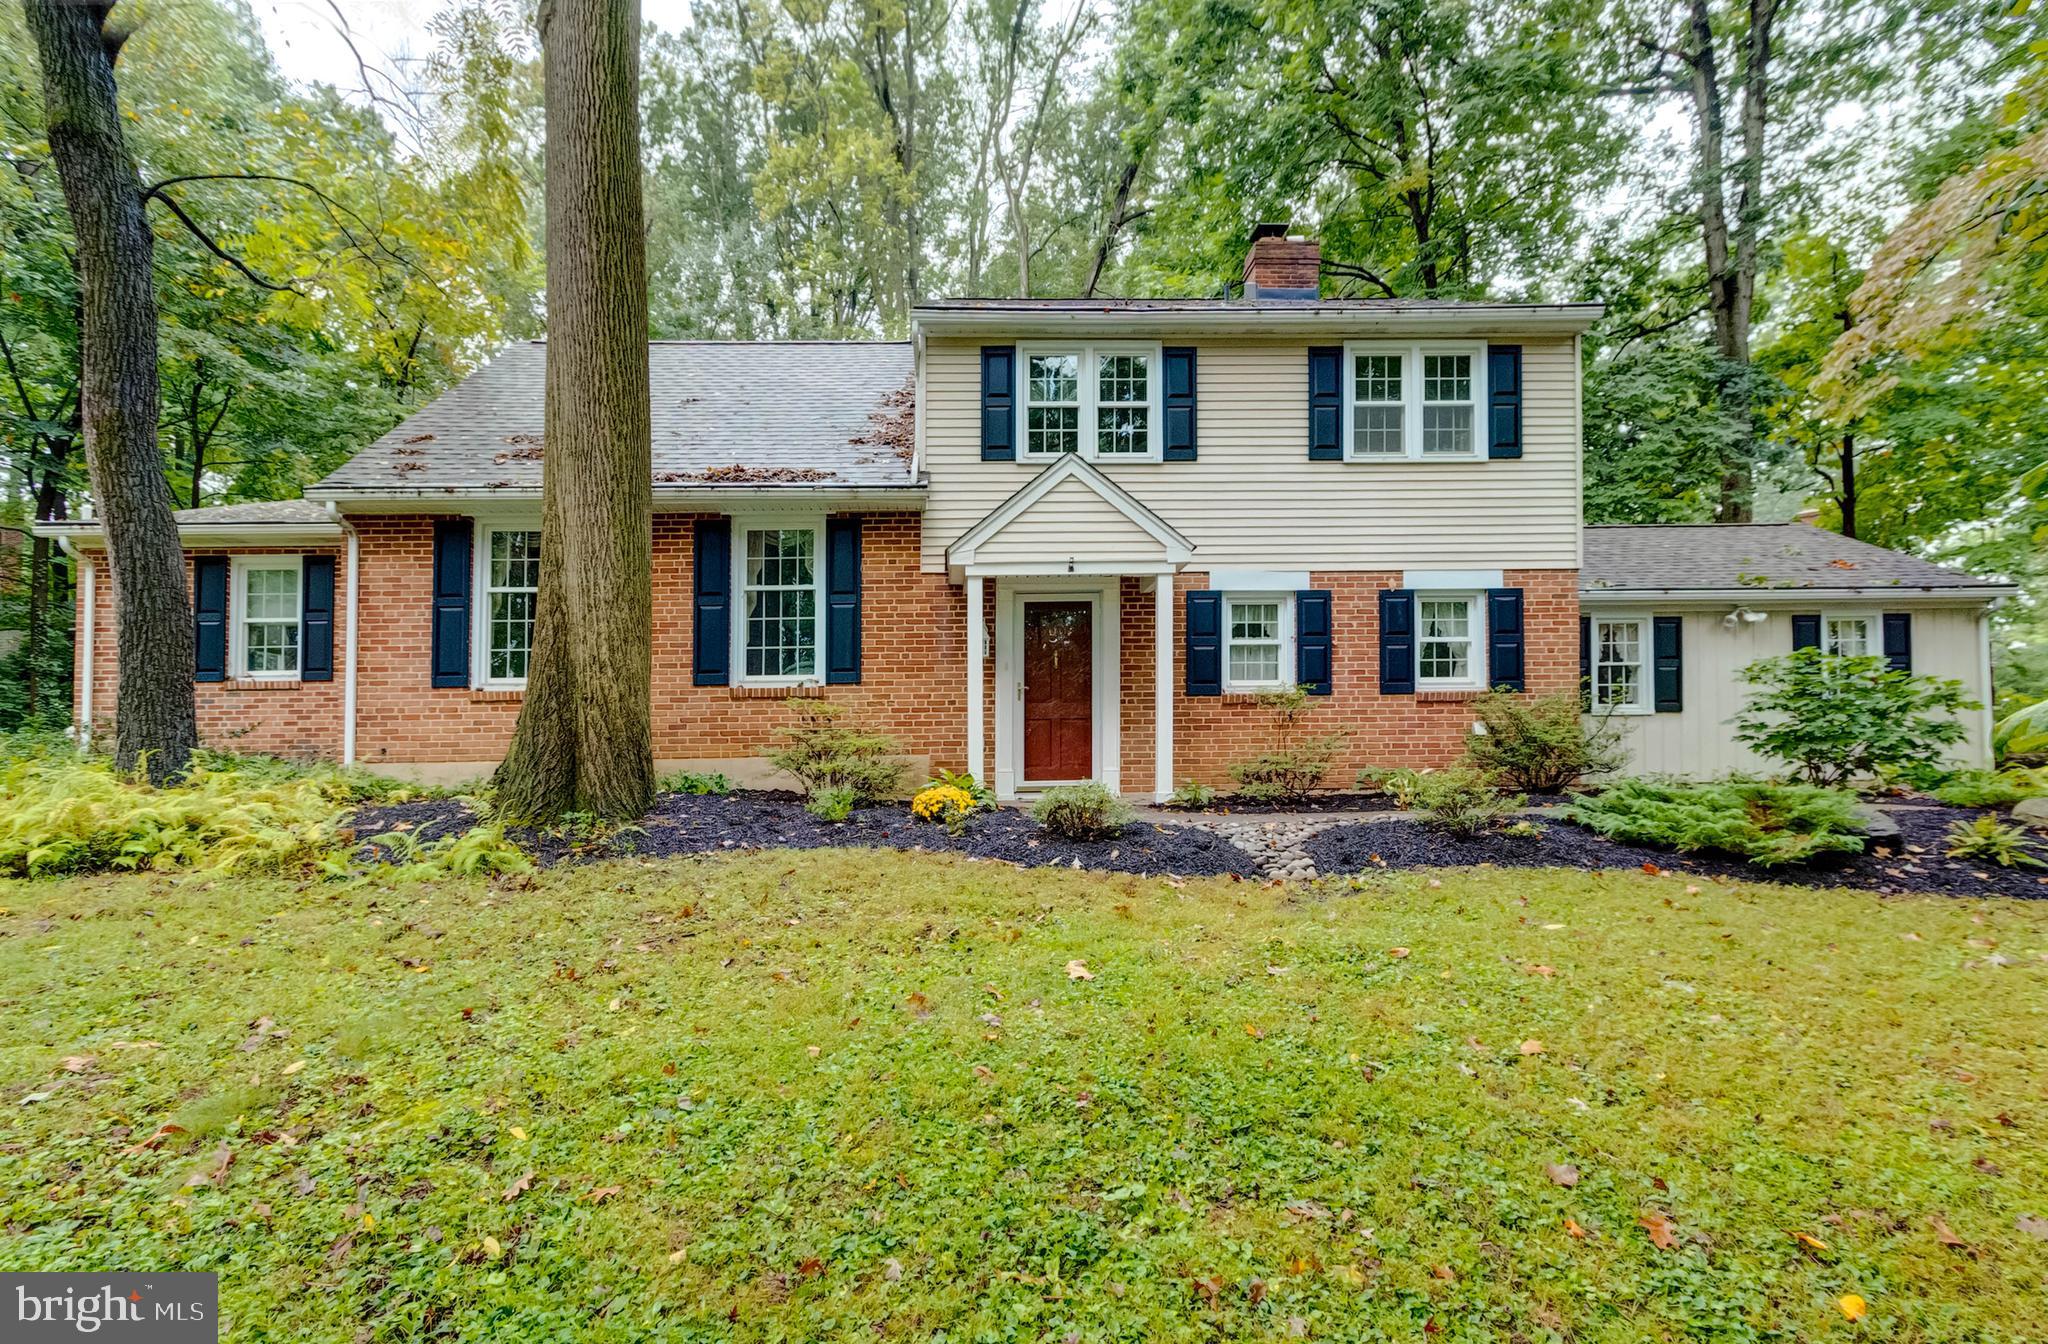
240, 566, 300, 676
1825, 617, 1870, 658
1595, 619, 1643, 708
1225, 600, 1284, 686
486, 529, 541, 682
1418, 598, 1473, 683
744, 528, 818, 679
1026, 353, 1081, 455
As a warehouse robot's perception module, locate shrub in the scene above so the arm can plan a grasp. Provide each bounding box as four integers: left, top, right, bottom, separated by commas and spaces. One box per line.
1462, 690, 1623, 792
767, 704, 906, 803
1732, 648, 1977, 788
924, 768, 997, 809
346, 822, 532, 881
1163, 779, 1217, 810
1357, 766, 1426, 808
1995, 698, 2048, 764
1565, 777, 1866, 866
660, 770, 733, 796
912, 784, 981, 835
1227, 688, 1346, 801
807, 785, 859, 823
1501, 818, 1546, 839
1944, 815, 2047, 869
1031, 782, 1132, 840
1929, 767, 2048, 808
1406, 766, 1524, 838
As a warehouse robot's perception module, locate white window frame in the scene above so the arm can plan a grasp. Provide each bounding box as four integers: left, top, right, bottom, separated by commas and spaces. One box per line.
1590, 612, 1652, 715
1222, 592, 1296, 692
732, 517, 827, 687
1415, 591, 1486, 690
1017, 342, 1165, 463
473, 519, 542, 690
230, 555, 303, 682
1342, 340, 1488, 461
1823, 611, 1878, 659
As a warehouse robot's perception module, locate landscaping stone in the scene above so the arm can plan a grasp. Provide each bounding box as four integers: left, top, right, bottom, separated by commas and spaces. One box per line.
2014, 796, 2048, 828
1853, 804, 1903, 852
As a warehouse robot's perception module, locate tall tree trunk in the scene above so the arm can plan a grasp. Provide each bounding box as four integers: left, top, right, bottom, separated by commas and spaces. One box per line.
1837, 433, 1856, 540
494, 0, 655, 822
26, 0, 196, 781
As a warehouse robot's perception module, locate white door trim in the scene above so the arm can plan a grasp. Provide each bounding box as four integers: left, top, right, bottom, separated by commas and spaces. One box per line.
994, 578, 1120, 798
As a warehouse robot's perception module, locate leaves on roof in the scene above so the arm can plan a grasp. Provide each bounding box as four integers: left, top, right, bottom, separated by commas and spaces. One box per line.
660, 464, 839, 484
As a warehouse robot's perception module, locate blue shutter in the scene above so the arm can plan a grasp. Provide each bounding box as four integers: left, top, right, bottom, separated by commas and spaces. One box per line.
981, 346, 1016, 461
1162, 346, 1197, 461
193, 556, 228, 682
430, 520, 471, 688
825, 517, 862, 685
1296, 590, 1332, 695
1379, 588, 1415, 695
1186, 590, 1222, 696
1652, 615, 1683, 712
1791, 613, 1821, 650
1579, 614, 1592, 708
1882, 613, 1912, 672
301, 555, 335, 682
1487, 588, 1525, 691
1307, 346, 1343, 460
1487, 345, 1523, 459
693, 518, 732, 686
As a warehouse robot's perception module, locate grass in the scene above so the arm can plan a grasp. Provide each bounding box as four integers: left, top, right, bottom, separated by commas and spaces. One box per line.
2, 852, 2045, 1342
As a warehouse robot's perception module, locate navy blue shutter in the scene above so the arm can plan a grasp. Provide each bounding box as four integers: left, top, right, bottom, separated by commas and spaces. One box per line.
1579, 615, 1593, 708
1162, 346, 1197, 461
1487, 345, 1523, 459
301, 555, 335, 682
693, 518, 732, 686
1308, 346, 1343, 460
825, 517, 862, 685
981, 346, 1016, 461
1882, 613, 1912, 671
430, 521, 471, 688
1296, 590, 1332, 695
1487, 588, 1526, 691
1186, 590, 1222, 696
1791, 613, 1821, 650
1652, 615, 1683, 712
194, 556, 228, 682
1379, 588, 1415, 695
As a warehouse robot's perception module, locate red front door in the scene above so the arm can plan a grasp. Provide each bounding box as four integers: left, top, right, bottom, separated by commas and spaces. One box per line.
1023, 600, 1093, 782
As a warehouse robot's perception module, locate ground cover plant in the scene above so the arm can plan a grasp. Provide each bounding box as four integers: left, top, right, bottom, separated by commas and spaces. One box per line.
3, 851, 2046, 1341
1565, 778, 1868, 866
1929, 766, 2048, 808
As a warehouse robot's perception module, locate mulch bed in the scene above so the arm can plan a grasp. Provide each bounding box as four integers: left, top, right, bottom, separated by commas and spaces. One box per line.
1304, 802, 2048, 899
1176, 790, 1579, 815
350, 791, 1259, 878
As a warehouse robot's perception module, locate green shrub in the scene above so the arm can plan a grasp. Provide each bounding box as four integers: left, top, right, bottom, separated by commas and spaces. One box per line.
660, 770, 733, 796
1357, 766, 1426, 808
924, 768, 997, 808
807, 785, 859, 823
1944, 815, 2047, 869
1462, 690, 1622, 792
1994, 698, 2048, 764
342, 822, 533, 881
1501, 818, 1546, 839
1929, 767, 2048, 808
766, 704, 906, 803
1163, 779, 1217, 810
1732, 648, 1977, 788
1226, 688, 1346, 801
1031, 782, 1132, 840
1565, 778, 1866, 866
1406, 766, 1524, 838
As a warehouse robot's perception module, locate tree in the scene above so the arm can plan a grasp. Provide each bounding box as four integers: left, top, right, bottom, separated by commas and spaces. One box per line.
492, 0, 655, 822
23, 0, 196, 781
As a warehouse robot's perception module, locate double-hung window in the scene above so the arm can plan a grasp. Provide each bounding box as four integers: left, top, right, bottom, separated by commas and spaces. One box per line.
1416, 594, 1483, 689
1344, 342, 1486, 460
1824, 614, 1873, 658
1224, 594, 1294, 691
478, 524, 541, 687
1591, 615, 1649, 711
1019, 344, 1162, 461
736, 523, 823, 682
233, 557, 301, 679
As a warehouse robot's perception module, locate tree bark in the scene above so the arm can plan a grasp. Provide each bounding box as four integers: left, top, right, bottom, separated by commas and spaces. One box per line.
25, 0, 197, 781
494, 0, 655, 822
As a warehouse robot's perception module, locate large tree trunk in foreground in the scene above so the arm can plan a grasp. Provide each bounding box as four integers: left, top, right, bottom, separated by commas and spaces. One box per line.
26, 0, 196, 781
494, 0, 654, 821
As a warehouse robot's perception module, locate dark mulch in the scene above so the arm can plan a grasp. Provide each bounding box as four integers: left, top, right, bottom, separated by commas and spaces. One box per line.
1304, 803, 2048, 899
350, 791, 1259, 878
1173, 789, 1580, 816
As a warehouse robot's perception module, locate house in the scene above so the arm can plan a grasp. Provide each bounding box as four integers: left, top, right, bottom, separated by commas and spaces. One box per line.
38, 230, 2009, 794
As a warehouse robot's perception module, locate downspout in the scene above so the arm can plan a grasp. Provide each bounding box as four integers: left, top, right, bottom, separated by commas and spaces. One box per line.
333, 509, 361, 765
1977, 605, 1996, 767
58, 537, 92, 753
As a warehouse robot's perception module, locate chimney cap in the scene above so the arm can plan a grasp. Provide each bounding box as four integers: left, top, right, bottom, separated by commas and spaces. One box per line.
1248, 221, 1291, 244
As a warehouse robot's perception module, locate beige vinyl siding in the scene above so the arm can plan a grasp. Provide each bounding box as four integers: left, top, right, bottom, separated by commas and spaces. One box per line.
969, 474, 1168, 565
921, 336, 1582, 573
1600, 604, 1993, 778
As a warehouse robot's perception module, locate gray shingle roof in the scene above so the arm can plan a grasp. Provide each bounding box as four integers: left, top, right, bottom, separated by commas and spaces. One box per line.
310, 340, 917, 496
915, 297, 1603, 316
170, 499, 336, 526
1582, 524, 2008, 594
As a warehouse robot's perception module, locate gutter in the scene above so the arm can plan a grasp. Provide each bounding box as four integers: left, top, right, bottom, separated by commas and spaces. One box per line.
58, 537, 92, 752
33, 521, 345, 548
303, 484, 929, 511
911, 303, 1605, 338
334, 510, 361, 766
1577, 585, 2015, 604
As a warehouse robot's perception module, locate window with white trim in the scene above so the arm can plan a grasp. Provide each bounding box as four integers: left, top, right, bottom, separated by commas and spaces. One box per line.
1824, 614, 1873, 658
234, 557, 300, 679
1416, 594, 1483, 688
1592, 615, 1649, 711
1019, 344, 1161, 460
1344, 342, 1486, 460
738, 524, 823, 682
480, 526, 541, 686
1224, 594, 1294, 691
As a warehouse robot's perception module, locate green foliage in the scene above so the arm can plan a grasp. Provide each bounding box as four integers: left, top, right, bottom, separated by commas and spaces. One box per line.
1461, 690, 1622, 792
1404, 766, 1524, 838
1162, 779, 1217, 810
344, 822, 532, 882
1943, 815, 2048, 869
660, 770, 734, 796
923, 769, 997, 809
1501, 818, 1546, 839
1733, 648, 1977, 787
806, 785, 859, 823
1995, 699, 2048, 764
766, 704, 906, 804
1226, 688, 1346, 802
1927, 767, 2048, 808
1566, 778, 1868, 866
1030, 782, 1132, 840
1357, 766, 1427, 808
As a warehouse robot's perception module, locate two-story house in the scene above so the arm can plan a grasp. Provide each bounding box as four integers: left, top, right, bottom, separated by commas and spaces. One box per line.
42, 229, 2006, 792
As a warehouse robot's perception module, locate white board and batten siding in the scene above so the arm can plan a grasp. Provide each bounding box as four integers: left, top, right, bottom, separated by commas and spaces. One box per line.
919, 336, 1584, 574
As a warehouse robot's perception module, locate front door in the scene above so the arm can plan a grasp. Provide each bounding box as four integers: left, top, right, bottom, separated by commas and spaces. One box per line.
1022, 600, 1093, 782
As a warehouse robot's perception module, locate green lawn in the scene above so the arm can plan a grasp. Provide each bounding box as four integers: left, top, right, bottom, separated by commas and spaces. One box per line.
2, 853, 2045, 1342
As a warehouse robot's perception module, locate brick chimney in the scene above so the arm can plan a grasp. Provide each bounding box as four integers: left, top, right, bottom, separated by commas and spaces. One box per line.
1242, 223, 1321, 300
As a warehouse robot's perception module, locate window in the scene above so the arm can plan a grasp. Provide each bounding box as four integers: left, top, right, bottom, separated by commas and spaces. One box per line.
1224, 594, 1294, 691
738, 524, 822, 681
1824, 614, 1873, 658
1020, 344, 1161, 460
481, 526, 540, 686
1592, 616, 1649, 711
234, 558, 300, 679
1343, 343, 1486, 460
1417, 594, 1482, 688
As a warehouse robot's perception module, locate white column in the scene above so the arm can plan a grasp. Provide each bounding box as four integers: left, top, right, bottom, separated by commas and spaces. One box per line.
1154, 574, 1174, 799
966, 575, 985, 784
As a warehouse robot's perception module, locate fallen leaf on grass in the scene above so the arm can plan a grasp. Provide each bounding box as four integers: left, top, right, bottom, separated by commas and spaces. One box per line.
60, 1055, 94, 1073
280, 1060, 305, 1076
481, 1235, 503, 1260
1065, 960, 1094, 981
1838, 1293, 1866, 1321
183, 1143, 233, 1188
507, 1125, 527, 1140
583, 1185, 622, 1204
1563, 1217, 1588, 1239
1639, 1210, 1679, 1250
1525, 964, 1555, 977
1544, 1163, 1579, 1187
2016, 1214, 2048, 1240
1519, 1039, 1545, 1056
1790, 1230, 1829, 1252
1244, 1023, 1265, 1039
883, 1256, 903, 1282
1387, 947, 1410, 959
502, 1170, 533, 1202
122, 1122, 186, 1154
1928, 1214, 1967, 1248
